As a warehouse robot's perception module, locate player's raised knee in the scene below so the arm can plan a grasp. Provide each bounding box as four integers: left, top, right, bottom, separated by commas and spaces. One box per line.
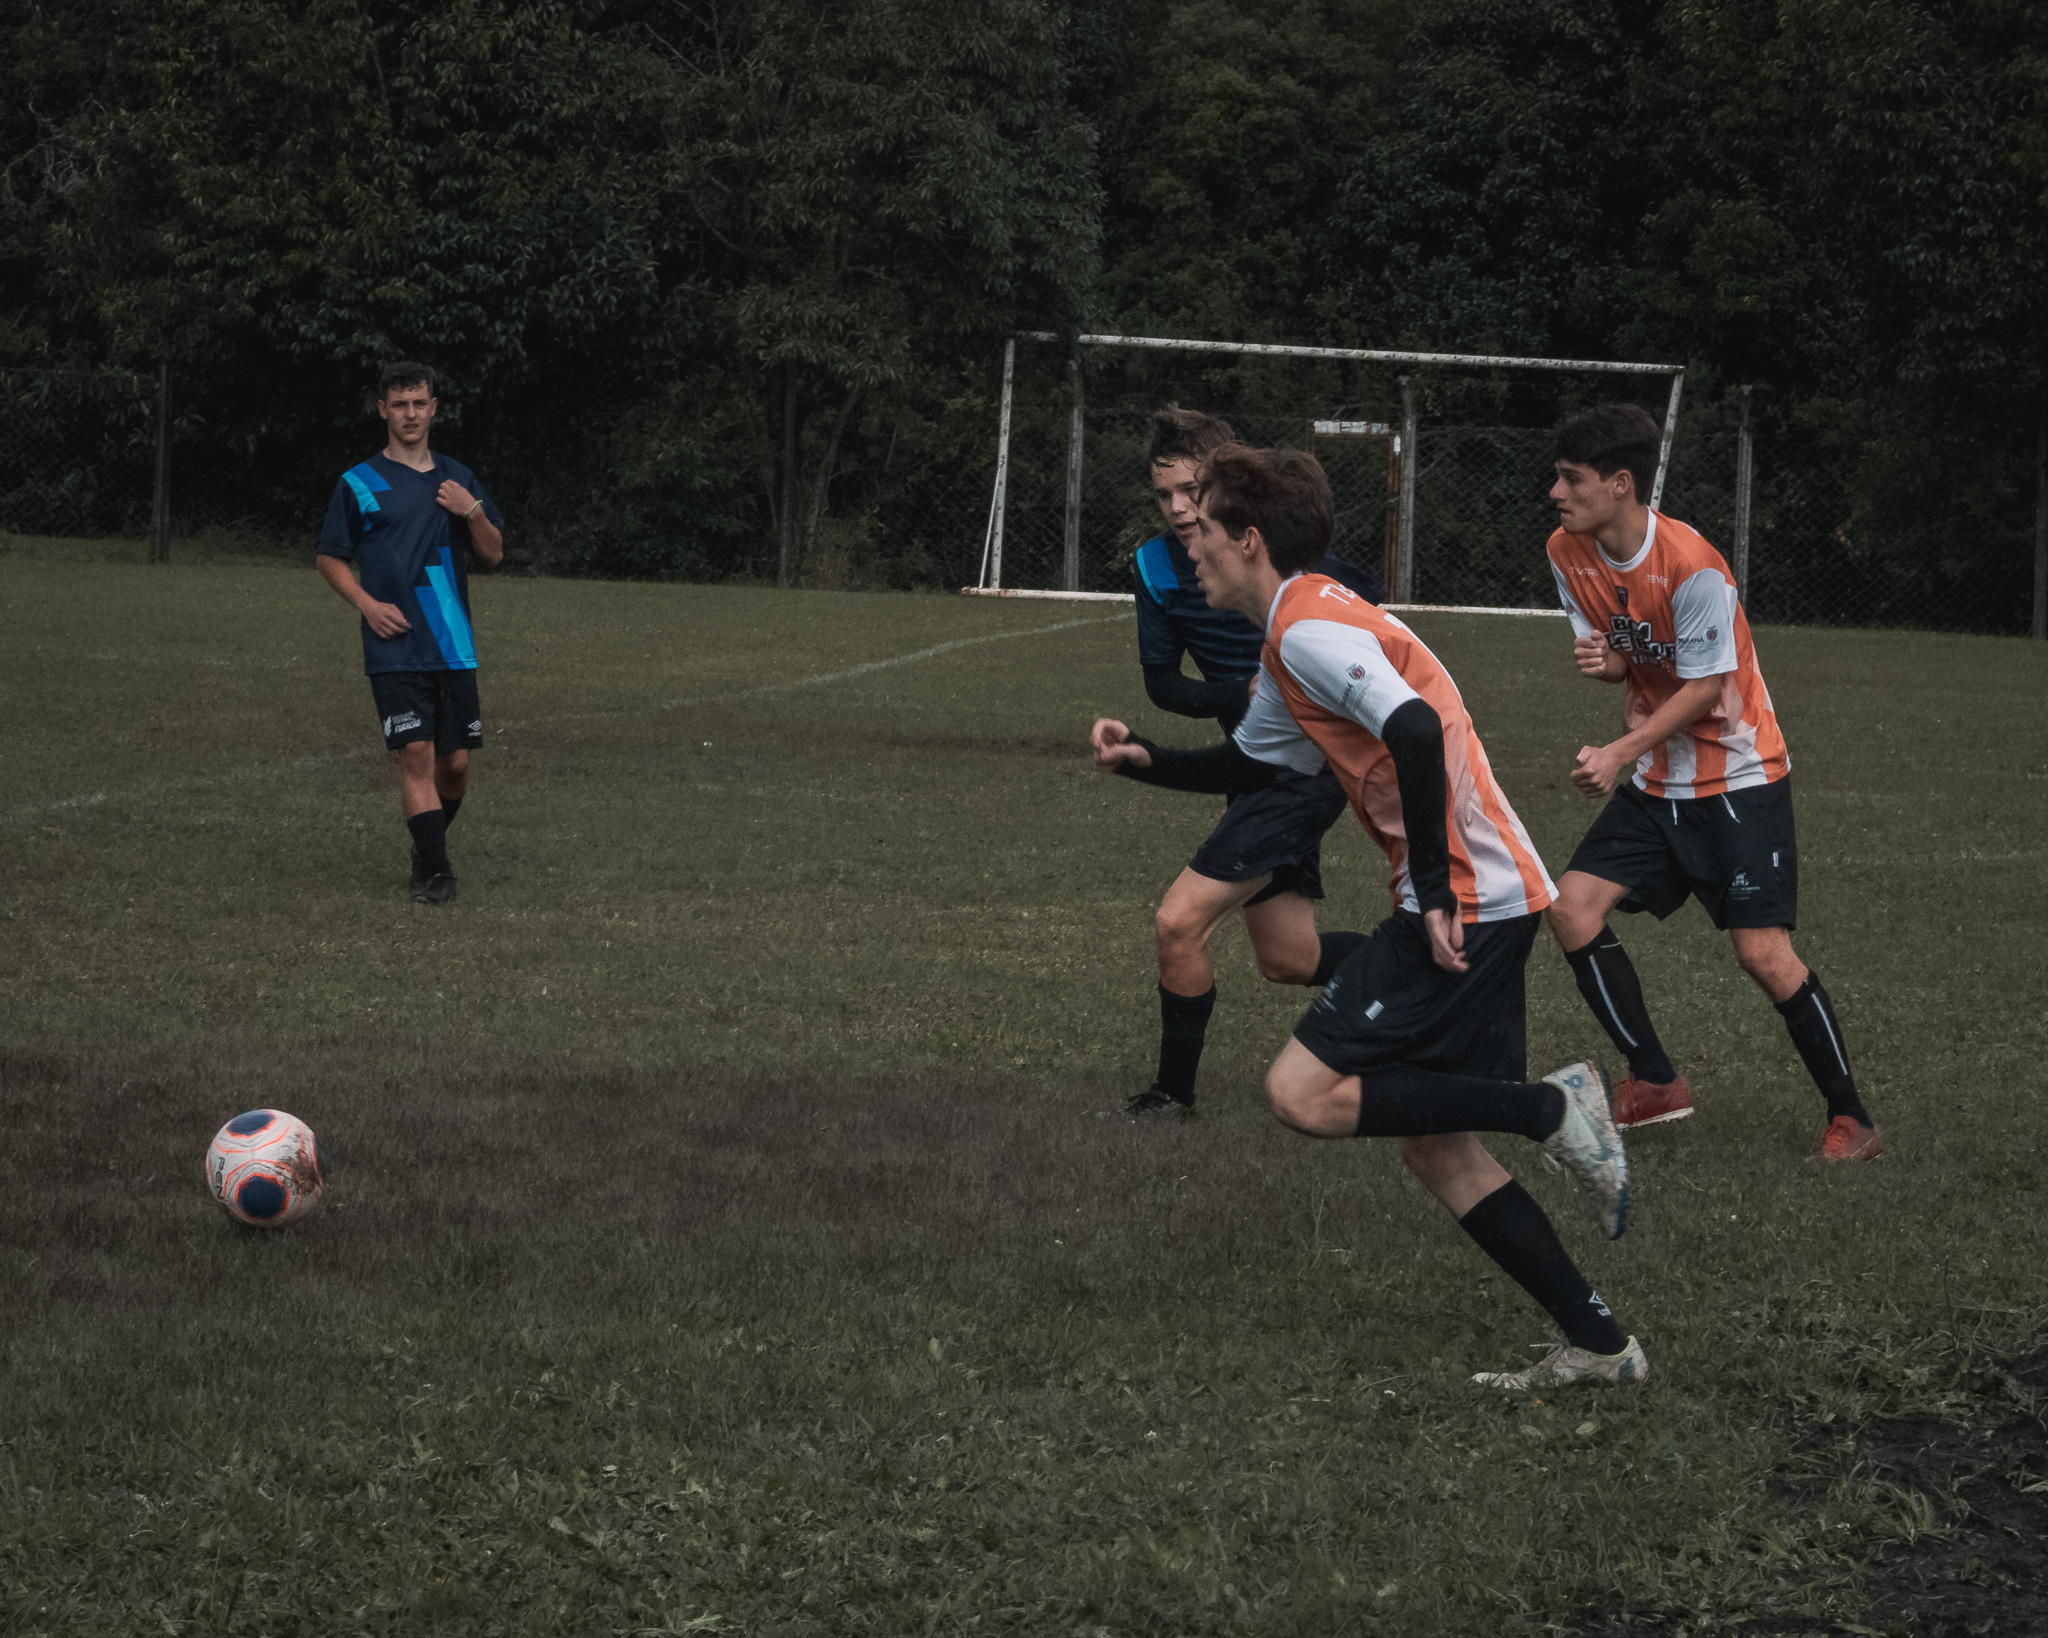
1254, 946, 1315, 985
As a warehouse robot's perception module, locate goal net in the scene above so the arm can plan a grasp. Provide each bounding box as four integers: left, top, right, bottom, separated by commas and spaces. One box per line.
965, 333, 1684, 613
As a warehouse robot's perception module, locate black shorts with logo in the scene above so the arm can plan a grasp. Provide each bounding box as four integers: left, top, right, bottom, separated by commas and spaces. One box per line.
1293, 910, 1542, 1083
1187, 766, 1349, 906
368, 669, 484, 753
1566, 776, 1797, 931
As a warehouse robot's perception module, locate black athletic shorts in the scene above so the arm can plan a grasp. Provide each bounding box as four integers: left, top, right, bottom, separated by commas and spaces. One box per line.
1566, 776, 1797, 931
1293, 909, 1542, 1082
368, 669, 483, 753
1187, 766, 1349, 906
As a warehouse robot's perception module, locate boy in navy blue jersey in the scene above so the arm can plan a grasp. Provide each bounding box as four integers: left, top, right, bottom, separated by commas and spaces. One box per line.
317, 362, 504, 905
1116, 407, 1382, 1118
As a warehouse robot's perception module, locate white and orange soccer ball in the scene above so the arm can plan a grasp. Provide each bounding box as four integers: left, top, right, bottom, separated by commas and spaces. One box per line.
204, 1109, 325, 1228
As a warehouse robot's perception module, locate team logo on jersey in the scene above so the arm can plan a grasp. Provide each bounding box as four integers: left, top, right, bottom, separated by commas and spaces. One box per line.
1615, 586, 1629, 610
1706, 627, 1719, 642
1603, 613, 1675, 667
1347, 663, 1366, 680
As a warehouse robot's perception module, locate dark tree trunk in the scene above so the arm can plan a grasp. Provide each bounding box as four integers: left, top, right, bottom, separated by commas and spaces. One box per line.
777, 371, 799, 589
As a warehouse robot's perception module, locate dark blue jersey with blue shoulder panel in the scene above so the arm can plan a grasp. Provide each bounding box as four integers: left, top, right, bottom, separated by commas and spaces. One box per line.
317, 453, 503, 675
1134, 532, 1385, 682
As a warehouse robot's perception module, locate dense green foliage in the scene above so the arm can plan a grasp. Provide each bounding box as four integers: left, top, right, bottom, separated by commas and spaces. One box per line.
4, 543, 2047, 1632
3, 0, 2043, 598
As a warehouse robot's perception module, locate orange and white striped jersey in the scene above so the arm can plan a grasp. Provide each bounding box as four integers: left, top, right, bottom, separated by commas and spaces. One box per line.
1546, 511, 1789, 800
1233, 574, 1556, 922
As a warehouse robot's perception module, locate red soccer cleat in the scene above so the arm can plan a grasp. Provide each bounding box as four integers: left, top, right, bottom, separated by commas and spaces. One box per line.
1609, 1074, 1693, 1129
1807, 1115, 1884, 1163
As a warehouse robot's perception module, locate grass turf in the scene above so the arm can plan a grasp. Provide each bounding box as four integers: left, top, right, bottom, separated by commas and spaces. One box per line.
2, 538, 2045, 1635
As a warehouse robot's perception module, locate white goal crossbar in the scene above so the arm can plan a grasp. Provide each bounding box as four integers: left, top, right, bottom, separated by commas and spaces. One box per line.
964, 331, 1683, 606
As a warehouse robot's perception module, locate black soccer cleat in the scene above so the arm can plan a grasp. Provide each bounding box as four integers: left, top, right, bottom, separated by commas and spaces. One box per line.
410, 873, 458, 906
1124, 1084, 1195, 1120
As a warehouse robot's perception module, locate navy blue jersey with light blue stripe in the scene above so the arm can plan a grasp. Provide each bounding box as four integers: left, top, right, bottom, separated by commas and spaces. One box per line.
1133, 533, 1383, 676
317, 453, 502, 675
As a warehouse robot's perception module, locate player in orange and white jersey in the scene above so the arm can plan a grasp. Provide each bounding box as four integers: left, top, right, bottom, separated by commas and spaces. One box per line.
1093, 445, 1645, 1392
1544, 404, 1879, 1162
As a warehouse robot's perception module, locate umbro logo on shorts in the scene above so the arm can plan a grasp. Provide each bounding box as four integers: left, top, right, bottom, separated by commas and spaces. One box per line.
384, 711, 422, 735
469, 720, 482, 733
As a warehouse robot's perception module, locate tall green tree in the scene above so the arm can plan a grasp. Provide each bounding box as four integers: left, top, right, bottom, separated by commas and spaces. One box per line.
659, 0, 1099, 584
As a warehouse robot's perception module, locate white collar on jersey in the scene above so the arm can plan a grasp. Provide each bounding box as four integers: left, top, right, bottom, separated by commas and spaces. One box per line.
1596, 510, 1659, 573
1263, 572, 1305, 634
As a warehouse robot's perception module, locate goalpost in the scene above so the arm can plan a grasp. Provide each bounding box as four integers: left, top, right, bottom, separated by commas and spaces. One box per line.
963, 332, 1684, 614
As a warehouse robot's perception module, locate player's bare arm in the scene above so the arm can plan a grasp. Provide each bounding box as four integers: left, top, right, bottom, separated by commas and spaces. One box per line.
316, 553, 411, 639
1572, 673, 1726, 795
437, 481, 504, 568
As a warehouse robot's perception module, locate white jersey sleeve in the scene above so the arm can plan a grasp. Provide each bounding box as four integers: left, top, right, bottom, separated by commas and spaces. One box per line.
1671, 567, 1739, 678
1274, 618, 1421, 737
1551, 561, 1597, 639
1231, 666, 1325, 774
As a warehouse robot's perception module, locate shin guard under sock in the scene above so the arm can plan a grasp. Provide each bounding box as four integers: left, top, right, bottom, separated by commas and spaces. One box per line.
1774, 973, 1871, 1126
1459, 1179, 1628, 1354
1310, 931, 1367, 987
1155, 986, 1216, 1104
1563, 929, 1677, 1084
1353, 1066, 1565, 1142
407, 809, 451, 878
440, 796, 463, 830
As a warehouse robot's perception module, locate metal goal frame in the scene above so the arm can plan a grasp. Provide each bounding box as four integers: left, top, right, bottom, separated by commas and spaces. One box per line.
965, 331, 1685, 610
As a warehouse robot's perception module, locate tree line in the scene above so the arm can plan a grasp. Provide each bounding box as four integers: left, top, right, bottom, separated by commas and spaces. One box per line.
4, 0, 2043, 614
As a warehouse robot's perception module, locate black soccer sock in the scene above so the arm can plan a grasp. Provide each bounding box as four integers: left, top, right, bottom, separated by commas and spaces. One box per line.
1310, 931, 1367, 987
407, 809, 451, 878
1458, 1179, 1629, 1355
1774, 973, 1871, 1126
1155, 986, 1216, 1104
440, 796, 463, 830
1563, 929, 1677, 1084
1353, 1066, 1565, 1142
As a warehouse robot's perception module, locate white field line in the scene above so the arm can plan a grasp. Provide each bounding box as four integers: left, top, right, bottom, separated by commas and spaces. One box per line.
664, 609, 1130, 707
4, 749, 380, 825
4, 609, 1132, 822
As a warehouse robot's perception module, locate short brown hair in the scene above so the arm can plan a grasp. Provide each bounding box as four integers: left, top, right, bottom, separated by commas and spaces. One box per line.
1199, 444, 1333, 575
1146, 404, 1236, 472
1552, 403, 1662, 500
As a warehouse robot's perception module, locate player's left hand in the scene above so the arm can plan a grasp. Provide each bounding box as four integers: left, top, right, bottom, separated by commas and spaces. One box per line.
1090, 718, 1152, 772
1423, 907, 1468, 973
436, 480, 477, 517
1571, 742, 1630, 796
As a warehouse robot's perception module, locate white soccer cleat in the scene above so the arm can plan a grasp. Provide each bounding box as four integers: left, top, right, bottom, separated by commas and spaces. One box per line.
1473, 1335, 1649, 1391
1541, 1060, 1629, 1239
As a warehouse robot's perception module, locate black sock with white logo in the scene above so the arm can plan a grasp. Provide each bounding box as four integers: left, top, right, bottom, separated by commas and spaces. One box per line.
1310, 931, 1367, 986
407, 809, 451, 879
1458, 1180, 1629, 1355
1775, 973, 1870, 1126
441, 796, 463, 831
1353, 1066, 1565, 1142
1155, 986, 1216, 1105
1564, 930, 1678, 1084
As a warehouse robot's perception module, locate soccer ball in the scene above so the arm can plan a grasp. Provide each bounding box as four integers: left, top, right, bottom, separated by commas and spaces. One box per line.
205, 1109, 325, 1228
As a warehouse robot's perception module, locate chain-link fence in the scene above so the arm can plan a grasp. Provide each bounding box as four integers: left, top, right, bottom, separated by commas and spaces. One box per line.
0, 367, 159, 542
0, 365, 348, 556
982, 370, 2043, 636
7, 359, 2041, 635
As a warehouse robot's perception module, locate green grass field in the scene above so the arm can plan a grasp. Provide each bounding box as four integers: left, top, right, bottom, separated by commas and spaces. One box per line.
3, 537, 2046, 1636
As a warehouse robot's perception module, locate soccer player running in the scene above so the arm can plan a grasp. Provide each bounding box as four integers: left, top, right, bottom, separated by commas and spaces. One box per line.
316, 362, 504, 905
1121, 407, 1383, 1120
1542, 404, 1880, 1162
1096, 446, 1645, 1390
